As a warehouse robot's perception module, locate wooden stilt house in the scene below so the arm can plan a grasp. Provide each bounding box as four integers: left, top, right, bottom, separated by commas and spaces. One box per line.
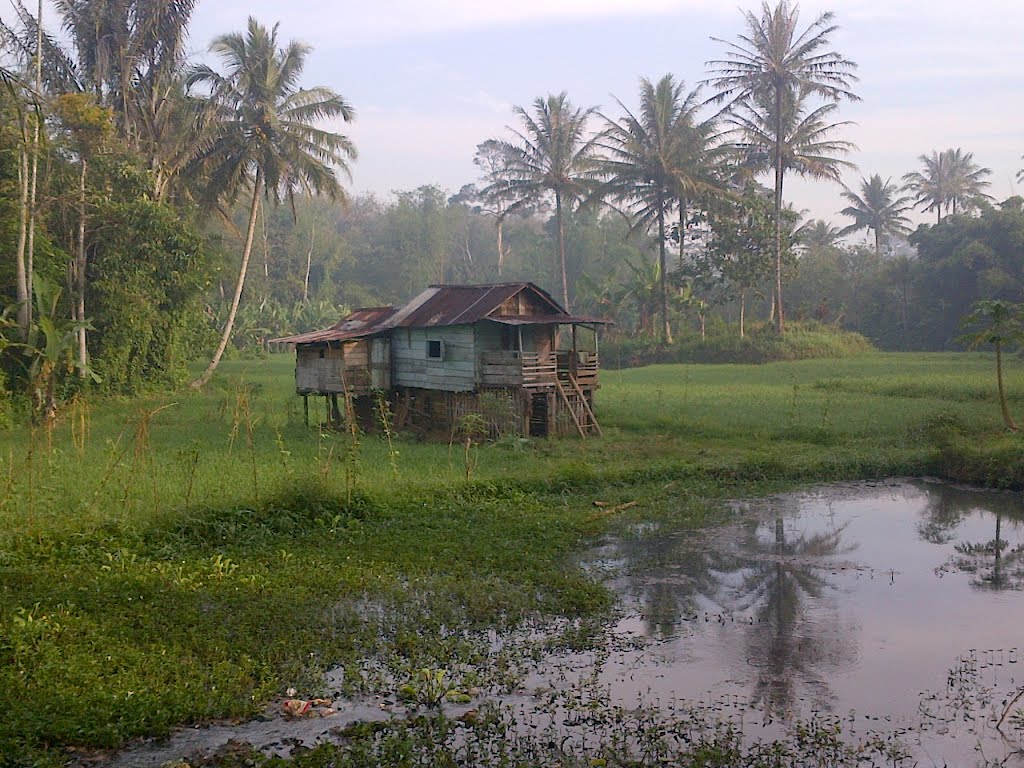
274, 283, 608, 437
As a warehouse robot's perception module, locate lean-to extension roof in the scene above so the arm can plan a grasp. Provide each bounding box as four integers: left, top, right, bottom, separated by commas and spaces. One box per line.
272, 306, 397, 345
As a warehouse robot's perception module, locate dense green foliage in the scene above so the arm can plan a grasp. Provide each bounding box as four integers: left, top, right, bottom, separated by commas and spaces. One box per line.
0, 353, 1023, 765
89, 199, 212, 391
787, 198, 1024, 350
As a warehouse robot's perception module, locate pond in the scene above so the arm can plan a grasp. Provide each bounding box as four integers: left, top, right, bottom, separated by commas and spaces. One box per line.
543, 478, 1024, 765
107, 479, 1024, 767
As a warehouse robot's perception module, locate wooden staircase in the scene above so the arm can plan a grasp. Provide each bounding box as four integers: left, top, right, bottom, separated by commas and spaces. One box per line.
555, 374, 602, 438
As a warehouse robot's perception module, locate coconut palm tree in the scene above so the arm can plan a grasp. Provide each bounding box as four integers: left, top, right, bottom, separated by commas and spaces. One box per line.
838, 174, 912, 256
958, 300, 1024, 432
797, 218, 841, 249
492, 92, 599, 310
598, 75, 716, 343
50, 0, 196, 144
944, 148, 992, 216
903, 148, 992, 224
705, 0, 859, 333
668, 93, 724, 282
725, 89, 855, 322
187, 18, 356, 389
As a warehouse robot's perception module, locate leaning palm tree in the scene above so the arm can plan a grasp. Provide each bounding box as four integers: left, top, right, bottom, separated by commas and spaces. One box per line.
597, 75, 717, 343
493, 92, 599, 309
903, 148, 992, 224
705, 0, 859, 333
187, 18, 356, 389
838, 174, 912, 256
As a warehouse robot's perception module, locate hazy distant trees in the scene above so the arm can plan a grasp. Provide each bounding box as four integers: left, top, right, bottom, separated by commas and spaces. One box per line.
784, 197, 1024, 350
798, 219, 842, 249
469, 140, 517, 277
838, 174, 912, 255
903, 148, 992, 224
705, 0, 859, 333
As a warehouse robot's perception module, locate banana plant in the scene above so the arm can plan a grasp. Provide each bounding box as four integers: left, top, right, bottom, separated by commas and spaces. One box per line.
22, 275, 100, 424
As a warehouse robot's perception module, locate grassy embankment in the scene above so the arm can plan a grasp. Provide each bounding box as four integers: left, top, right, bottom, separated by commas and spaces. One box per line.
0, 351, 1022, 765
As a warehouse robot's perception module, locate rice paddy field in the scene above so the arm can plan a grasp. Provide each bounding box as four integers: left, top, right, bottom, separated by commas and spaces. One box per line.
1, 351, 1023, 766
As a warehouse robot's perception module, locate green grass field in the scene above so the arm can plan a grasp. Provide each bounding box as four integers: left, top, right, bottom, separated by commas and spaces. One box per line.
1, 352, 1022, 765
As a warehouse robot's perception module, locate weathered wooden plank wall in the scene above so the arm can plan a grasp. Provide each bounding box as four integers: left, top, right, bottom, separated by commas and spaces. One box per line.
391, 325, 476, 392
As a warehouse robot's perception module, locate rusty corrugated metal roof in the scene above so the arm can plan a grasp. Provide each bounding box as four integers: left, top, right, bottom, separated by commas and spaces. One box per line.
388, 283, 561, 328
271, 306, 397, 344
488, 314, 610, 325
273, 284, 608, 345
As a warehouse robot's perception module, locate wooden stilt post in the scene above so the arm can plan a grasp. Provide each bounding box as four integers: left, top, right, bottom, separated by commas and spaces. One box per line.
303, 394, 309, 426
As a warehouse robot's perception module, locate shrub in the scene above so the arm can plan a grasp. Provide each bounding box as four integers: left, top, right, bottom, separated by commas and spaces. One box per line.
601, 322, 872, 368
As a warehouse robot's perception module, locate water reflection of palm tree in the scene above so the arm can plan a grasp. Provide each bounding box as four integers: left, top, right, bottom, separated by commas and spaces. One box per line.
732, 507, 854, 715
615, 499, 857, 716
615, 528, 726, 637
917, 482, 1024, 589
952, 511, 1024, 590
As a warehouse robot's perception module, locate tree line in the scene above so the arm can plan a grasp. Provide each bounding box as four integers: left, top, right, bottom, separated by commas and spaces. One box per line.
1, 1, 1022, 424
0, 3, 354, 419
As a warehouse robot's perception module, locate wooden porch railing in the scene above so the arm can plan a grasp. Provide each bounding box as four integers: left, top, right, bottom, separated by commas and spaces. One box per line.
480, 351, 598, 390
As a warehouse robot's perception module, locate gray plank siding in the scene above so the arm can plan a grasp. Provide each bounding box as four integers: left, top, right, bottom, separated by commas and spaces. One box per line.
392, 325, 477, 392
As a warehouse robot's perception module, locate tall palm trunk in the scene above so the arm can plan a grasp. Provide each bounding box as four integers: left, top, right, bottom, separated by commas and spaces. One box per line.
76, 160, 88, 369
14, 139, 30, 338
555, 190, 569, 310
995, 340, 1018, 431
656, 195, 672, 344
26, 0, 43, 333
191, 169, 264, 389
874, 228, 881, 257
678, 199, 687, 270
302, 220, 314, 303
773, 85, 785, 335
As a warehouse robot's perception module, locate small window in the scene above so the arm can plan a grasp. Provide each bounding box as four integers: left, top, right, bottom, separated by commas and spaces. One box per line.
427, 340, 443, 359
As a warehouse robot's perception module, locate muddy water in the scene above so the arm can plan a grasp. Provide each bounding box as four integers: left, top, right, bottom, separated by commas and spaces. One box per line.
543, 479, 1024, 765
107, 479, 1024, 766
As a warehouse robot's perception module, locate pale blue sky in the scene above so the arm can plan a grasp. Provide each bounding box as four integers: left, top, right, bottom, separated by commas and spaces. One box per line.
16, 1, 1024, 236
